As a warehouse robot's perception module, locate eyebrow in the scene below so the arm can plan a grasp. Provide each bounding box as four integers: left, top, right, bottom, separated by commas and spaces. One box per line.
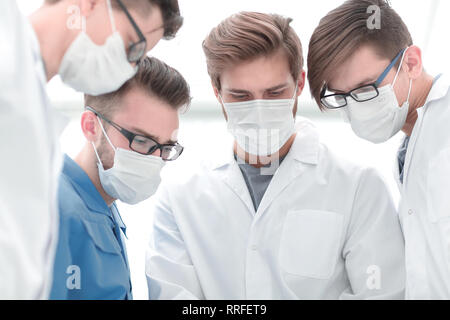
227, 83, 289, 95
329, 77, 377, 93
130, 127, 177, 145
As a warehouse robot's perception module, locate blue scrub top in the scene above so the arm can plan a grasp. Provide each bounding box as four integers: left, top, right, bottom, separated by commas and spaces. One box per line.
50, 155, 132, 300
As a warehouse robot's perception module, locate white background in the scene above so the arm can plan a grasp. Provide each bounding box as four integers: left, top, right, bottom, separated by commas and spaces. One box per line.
16, 0, 450, 299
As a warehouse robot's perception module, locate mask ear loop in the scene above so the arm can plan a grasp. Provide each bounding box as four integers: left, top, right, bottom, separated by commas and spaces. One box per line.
406, 79, 413, 104
291, 85, 299, 110
106, 0, 117, 33
96, 116, 117, 151
91, 116, 117, 170
393, 47, 413, 106
217, 92, 229, 117
393, 47, 409, 87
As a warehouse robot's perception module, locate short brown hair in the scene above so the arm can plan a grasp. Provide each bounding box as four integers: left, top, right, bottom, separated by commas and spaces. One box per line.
45, 0, 183, 39
307, 0, 413, 110
84, 56, 191, 117
202, 12, 304, 91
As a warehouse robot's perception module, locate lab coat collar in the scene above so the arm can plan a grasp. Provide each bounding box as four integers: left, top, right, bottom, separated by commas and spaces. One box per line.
211, 118, 320, 170
62, 154, 111, 216
423, 74, 450, 107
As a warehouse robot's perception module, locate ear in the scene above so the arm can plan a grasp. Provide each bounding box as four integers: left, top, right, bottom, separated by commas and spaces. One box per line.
296, 70, 306, 96
79, 0, 103, 18
403, 46, 423, 80
80, 110, 101, 142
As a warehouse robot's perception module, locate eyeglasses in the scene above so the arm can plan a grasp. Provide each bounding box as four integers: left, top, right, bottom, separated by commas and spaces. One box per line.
115, 0, 147, 63
86, 107, 184, 161
320, 48, 406, 109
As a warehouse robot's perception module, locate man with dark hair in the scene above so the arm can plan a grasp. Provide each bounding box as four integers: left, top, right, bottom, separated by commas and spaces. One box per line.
50, 57, 191, 300
308, 0, 450, 299
145, 12, 405, 300
0, 0, 182, 299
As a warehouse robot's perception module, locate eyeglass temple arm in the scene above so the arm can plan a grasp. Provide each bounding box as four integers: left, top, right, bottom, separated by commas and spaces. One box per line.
115, 0, 146, 41
375, 48, 406, 87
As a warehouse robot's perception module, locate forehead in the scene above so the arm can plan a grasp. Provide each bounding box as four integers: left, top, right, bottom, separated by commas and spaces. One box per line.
111, 87, 179, 137
327, 45, 391, 92
220, 50, 293, 91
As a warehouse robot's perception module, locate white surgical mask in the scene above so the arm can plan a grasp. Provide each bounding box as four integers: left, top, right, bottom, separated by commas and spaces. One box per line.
58, 0, 137, 96
220, 88, 297, 156
92, 118, 165, 205
345, 48, 412, 144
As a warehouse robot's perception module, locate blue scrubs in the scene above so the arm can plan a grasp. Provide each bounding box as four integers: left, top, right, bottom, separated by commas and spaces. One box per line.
50, 155, 132, 300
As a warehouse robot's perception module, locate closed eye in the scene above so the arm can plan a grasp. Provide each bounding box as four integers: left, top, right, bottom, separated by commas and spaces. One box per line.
231, 94, 250, 100
268, 90, 284, 97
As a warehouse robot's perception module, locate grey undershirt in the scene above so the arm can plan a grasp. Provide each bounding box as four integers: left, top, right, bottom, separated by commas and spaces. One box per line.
236, 155, 286, 211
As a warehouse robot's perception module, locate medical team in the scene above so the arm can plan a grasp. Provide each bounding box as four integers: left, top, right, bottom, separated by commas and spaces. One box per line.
0, 0, 449, 300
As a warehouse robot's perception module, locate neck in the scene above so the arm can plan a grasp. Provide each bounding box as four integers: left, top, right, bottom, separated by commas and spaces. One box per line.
28, 2, 76, 81
402, 72, 434, 136
75, 143, 116, 207
235, 134, 297, 168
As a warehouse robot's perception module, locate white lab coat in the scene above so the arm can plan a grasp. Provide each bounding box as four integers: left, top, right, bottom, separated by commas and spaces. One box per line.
0, 0, 66, 299
394, 74, 450, 299
146, 119, 406, 300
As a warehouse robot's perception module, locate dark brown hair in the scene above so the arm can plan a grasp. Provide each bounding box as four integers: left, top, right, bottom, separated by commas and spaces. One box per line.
84, 56, 191, 117
202, 12, 304, 91
307, 0, 413, 110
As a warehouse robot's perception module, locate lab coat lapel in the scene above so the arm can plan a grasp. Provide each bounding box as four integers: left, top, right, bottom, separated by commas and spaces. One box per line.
402, 74, 449, 186
257, 120, 320, 217
256, 159, 308, 217
213, 153, 256, 216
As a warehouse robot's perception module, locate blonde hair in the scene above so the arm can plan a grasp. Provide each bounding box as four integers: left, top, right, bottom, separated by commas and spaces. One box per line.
202, 12, 304, 91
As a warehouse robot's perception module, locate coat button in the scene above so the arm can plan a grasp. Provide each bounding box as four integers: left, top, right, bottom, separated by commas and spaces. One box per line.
408, 209, 413, 215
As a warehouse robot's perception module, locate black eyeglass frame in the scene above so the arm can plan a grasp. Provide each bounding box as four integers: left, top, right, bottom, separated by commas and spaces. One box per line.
319, 48, 406, 109
86, 106, 184, 161
115, 0, 147, 63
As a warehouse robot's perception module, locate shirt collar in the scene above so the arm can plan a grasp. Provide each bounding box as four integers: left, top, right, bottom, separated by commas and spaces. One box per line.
110, 203, 127, 238
62, 154, 111, 216
211, 118, 320, 170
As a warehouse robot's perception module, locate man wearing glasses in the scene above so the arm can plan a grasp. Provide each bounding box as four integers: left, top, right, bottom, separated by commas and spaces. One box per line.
49, 57, 191, 300
1, 0, 182, 298
308, 0, 450, 299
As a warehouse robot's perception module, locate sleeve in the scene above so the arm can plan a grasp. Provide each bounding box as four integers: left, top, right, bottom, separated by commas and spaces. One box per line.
145, 183, 204, 300
340, 168, 406, 300
0, 0, 55, 300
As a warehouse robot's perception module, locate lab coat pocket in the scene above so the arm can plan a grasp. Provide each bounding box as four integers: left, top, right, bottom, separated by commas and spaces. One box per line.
279, 210, 344, 279
427, 147, 450, 222
81, 220, 123, 255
